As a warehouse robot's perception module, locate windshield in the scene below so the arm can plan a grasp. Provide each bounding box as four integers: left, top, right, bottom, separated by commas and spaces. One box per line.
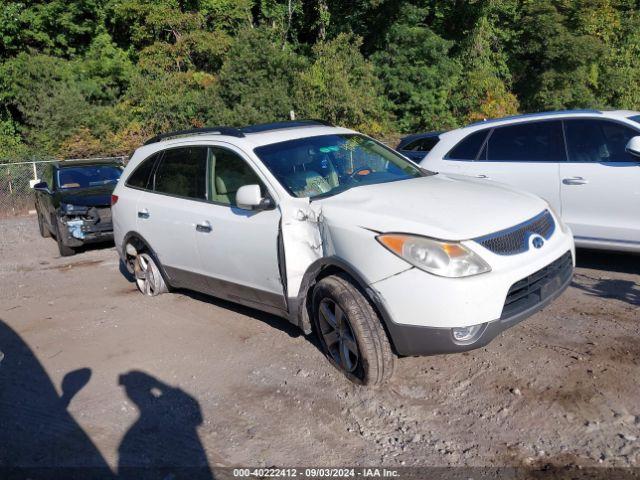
628, 114, 640, 126
57, 165, 123, 189
254, 134, 425, 199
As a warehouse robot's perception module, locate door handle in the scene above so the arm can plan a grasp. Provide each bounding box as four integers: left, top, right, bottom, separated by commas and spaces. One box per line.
476, 174, 489, 179
137, 208, 150, 219
195, 221, 212, 233
562, 176, 588, 185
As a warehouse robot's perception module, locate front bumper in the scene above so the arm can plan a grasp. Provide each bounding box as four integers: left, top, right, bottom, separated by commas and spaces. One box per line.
381, 251, 573, 356
58, 207, 113, 247
370, 229, 575, 356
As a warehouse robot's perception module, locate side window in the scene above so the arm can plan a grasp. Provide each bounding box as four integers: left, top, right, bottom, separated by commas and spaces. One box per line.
486, 121, 564, 162
126, 153, 159, 189
446, 130, 489, 160
210, 147, 263, 206
154, 147, 208, 200
565, 119, 638, 163
403, 137, 440, 152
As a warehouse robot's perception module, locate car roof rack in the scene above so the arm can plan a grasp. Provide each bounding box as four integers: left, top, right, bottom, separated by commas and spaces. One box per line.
467, 109, 602, 127
239, 119, 333, 134
143, 126, 245, 145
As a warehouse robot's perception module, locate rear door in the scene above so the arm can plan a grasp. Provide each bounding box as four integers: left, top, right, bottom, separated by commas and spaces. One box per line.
560, 118, 640, 244
194, 145, 285, 312
135, 146, 212, 290
454, 121, 565, 211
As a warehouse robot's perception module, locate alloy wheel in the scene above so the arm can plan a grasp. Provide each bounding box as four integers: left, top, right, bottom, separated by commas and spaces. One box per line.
134, 253, 159, 296
317, 298, 360, 373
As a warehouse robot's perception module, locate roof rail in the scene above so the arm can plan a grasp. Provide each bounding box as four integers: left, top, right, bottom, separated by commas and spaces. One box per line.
239, 119, 333, 134
143, 126, 245, 145
467, 109, 602, 127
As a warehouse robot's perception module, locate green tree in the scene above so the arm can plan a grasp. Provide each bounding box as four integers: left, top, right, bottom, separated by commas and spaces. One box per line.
218, 27, 305, 125
372, 5, 460, 132
452, 8, 519, 123
0, 0, 102, 57
514, 0, 604, 110
295, 33, 389, 134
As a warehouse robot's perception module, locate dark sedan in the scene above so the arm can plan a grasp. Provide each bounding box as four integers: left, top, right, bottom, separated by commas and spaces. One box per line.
33, 160, 123, 256
396, 131, 442, 162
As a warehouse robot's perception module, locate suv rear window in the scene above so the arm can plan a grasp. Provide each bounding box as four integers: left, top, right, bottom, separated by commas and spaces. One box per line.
126, 153, 159, 189
446, 130, 489, 160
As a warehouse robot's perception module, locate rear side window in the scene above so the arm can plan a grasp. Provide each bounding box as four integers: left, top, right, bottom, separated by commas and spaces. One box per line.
565, 119, 638, 163
126, 154, 158, 189
402, 136, 440, 152
154, 147, 208, 200
485, 121, 564, 162
446, 130, 489, 160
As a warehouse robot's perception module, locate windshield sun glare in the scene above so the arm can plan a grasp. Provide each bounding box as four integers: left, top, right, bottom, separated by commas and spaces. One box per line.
253, 134, 425, 199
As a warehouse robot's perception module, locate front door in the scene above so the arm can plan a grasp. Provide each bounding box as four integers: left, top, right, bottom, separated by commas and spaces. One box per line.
560, 118, 640, 245
194, 145, 285, 312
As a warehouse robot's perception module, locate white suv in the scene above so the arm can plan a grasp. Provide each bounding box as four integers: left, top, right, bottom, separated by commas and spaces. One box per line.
112, 120, 575, 385
421, 109, 640, 253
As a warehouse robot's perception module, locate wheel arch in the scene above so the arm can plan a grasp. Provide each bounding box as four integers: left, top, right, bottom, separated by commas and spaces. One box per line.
121, 231, 172, 286
293, 257, 398, 353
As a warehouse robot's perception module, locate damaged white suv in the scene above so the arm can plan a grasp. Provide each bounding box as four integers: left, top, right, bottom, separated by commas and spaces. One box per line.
112, 120, 575, 385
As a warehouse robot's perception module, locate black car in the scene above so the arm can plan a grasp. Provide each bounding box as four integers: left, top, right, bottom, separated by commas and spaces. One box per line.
396, 131, 442, 161
33, 160, 123, 256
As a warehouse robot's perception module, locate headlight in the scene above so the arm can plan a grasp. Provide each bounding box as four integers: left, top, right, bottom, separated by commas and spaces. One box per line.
376, 234, 491, 278
60, 203, 89, 215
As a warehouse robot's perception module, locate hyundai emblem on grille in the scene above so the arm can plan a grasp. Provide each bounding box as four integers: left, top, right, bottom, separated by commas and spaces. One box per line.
531, 235, 545, 249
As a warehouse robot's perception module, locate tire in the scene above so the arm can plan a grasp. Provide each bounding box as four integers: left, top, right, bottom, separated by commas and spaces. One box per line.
37, 210, 51, 238
312, 273, 395, 386
133, 252, 168, 296
54, 219, 75, 257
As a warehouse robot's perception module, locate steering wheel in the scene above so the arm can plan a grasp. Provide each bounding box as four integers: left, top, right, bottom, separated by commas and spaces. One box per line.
349, 167, 373, 179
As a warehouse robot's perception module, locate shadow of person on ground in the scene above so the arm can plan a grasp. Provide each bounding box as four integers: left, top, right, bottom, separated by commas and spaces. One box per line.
572, 275, 640, 306
0, 319, 113, 479
117, 370, 213, 480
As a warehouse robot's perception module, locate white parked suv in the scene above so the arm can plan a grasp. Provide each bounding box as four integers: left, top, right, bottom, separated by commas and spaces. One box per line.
421, 109, 640, 253
112, 120, 575, 385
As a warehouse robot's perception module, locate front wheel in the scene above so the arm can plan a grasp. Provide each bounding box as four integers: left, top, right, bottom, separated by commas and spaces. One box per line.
312, 274, 395, 386
37, 210, 51, 238
54, 219, 75, 256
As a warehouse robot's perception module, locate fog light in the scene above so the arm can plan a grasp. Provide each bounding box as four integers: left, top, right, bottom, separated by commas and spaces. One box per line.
451, 323, 485, 345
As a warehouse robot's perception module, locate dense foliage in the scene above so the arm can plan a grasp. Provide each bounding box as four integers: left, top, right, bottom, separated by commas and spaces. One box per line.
1, 0, 639, 160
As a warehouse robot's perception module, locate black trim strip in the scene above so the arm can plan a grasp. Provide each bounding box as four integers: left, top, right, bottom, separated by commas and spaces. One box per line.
164, 266, 287, 315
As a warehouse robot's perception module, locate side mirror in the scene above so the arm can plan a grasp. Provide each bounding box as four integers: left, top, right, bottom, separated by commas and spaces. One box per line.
33, 181, 49, 192
236, 184, 273, 210
625, 136, 640, 158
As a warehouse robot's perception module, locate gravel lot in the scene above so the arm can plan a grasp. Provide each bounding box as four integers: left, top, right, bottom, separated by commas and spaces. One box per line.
0, 215, 638, 472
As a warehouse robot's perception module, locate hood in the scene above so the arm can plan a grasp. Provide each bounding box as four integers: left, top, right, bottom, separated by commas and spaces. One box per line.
57, 184, 114, 207
315, 174, 548, 240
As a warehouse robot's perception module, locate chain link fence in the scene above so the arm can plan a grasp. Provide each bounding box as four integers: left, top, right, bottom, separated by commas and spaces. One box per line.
0, 157, 126, 218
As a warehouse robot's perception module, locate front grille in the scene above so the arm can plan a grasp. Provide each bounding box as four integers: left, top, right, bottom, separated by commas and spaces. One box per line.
474, 210, 555, 255
501, 251, 573, 320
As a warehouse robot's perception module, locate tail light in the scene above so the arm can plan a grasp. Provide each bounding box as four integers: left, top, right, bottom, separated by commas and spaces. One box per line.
111, 194, 119, 206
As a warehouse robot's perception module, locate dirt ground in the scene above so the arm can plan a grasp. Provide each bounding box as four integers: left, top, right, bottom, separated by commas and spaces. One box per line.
0, 215, 638, 471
